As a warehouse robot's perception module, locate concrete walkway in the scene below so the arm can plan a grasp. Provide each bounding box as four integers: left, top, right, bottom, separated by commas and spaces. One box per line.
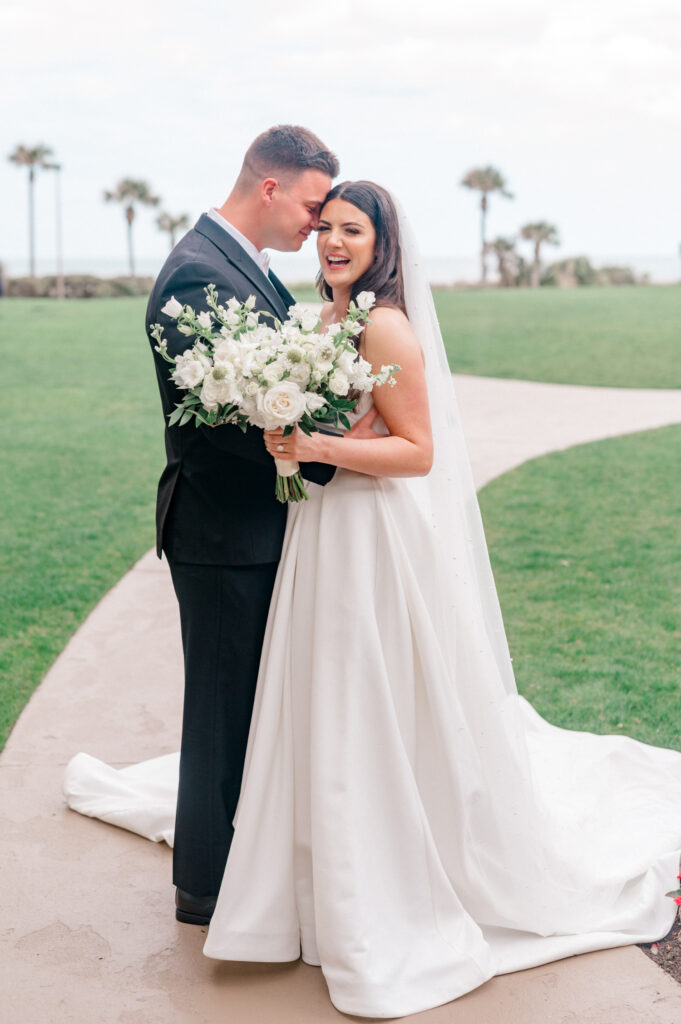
2, 376, 681, 1023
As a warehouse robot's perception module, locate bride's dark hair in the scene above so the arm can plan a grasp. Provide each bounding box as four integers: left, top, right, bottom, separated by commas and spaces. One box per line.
316, 181, 406, 314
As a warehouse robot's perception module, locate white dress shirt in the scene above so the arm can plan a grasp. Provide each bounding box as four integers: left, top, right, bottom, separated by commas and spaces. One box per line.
206, 207, 271, 275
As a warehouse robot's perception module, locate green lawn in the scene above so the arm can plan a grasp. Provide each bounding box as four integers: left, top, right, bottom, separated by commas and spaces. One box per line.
480, 425, 681, 750
1, 297, 161, 748
1, 294, 679, 754
434, 285, 681, 387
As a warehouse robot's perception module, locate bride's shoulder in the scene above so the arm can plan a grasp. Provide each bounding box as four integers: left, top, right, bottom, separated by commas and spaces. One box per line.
363, 305, 421, 364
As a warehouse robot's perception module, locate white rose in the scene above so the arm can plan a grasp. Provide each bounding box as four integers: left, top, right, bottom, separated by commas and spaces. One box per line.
355, 290, 375, 311
288, 361, 311, 387
328, 369, 350, 396
305, 392, 327, 414
200, 367, 240, 411
262, 360, 286, 386
197, 310, 212, 329
260, 382, 307, 429
161, 296, 184, 318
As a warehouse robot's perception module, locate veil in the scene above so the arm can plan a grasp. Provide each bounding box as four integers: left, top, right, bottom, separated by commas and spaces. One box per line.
391, 193, 517, 696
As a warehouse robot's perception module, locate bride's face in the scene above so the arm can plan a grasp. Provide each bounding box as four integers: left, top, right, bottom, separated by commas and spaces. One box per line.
316, 199, 376, 290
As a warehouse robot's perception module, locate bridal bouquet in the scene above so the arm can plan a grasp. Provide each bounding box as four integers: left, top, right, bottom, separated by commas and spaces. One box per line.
150, 285, 399, 502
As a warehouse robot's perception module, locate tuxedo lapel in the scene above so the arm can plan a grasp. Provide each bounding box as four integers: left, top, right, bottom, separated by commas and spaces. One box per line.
194, 214, 288, 320
268, 270, 296, 314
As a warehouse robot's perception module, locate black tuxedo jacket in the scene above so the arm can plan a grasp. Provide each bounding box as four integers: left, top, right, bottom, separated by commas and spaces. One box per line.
145, 214, 335, 565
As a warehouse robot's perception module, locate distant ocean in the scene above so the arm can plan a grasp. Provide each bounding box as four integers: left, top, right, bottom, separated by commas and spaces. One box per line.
5, 253, 680, 285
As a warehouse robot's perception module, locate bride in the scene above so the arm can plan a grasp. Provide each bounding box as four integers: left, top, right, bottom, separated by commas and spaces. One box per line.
65, 181, 681, 1019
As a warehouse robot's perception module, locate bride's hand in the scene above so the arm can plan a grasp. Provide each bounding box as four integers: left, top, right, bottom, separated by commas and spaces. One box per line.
264, 426, 321, 462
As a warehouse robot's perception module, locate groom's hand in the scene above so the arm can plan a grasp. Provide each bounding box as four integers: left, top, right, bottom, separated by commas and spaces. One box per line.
346, 406, 381, 440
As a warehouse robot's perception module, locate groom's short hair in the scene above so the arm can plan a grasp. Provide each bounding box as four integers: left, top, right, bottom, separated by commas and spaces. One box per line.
237, 125, 339, 190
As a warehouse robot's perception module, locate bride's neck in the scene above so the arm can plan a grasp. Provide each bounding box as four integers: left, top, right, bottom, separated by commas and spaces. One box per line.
332, 286, 351, 322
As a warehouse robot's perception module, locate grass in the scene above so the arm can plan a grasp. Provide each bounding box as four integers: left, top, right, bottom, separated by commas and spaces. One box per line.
433, 285, 681, 387
0, 297, 161, 749
480, 425, 681, 750
1, 291, 679, 754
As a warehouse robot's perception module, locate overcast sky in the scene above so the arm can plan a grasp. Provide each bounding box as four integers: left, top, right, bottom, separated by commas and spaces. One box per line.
2, 0, 680, 279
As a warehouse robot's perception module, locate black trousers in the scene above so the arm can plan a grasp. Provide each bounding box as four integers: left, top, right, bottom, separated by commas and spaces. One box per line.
168, 559, 279, 899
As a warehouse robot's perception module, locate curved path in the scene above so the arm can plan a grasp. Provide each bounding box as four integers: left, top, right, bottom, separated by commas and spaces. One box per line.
2, 377, 681, 1024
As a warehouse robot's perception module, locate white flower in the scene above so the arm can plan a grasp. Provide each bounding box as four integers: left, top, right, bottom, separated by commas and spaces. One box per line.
178, 323, 195, 336
304, 392, 327, 414
262, 360, 286, 386
244, 295, 256, 310
328, 369, 350, 396
337, 348, 357, 376
259, 382, 307, 429
288, 361, 311, 387
200, 367, 241, 411
243, 380, 259, 397
173, 353, 207, 389
197, 310, 212, 329
226, 297, 240, 312
355, 291, 375, 311
213, 338, 239, 365
300, 311, 319, 332
161, 296, 183, 318
326, 322, 342, 336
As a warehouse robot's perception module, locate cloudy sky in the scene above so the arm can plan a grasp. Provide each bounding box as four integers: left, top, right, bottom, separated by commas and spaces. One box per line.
2, 0, 680, 280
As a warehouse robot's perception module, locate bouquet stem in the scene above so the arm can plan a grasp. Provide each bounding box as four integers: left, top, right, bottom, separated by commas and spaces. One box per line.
274, 459, 309, 503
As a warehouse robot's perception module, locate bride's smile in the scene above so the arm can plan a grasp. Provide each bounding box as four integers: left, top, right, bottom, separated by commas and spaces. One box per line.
317, 197, 376, 288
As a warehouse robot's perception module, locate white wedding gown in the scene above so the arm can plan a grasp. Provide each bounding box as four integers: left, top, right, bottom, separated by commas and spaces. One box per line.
64, 392, 681, 1018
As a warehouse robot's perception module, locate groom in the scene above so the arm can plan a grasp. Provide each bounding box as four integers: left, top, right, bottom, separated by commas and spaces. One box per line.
145, 126, 339, 924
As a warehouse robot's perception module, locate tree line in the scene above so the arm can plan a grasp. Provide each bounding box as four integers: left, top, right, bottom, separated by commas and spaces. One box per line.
8, 144, 188, 280
8, 144, 639, 290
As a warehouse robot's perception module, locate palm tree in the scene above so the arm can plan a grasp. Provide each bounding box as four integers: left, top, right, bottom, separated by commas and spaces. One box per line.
103, 179, 160, 277
520, 221, 560, 288
460, 166, 513, 285
156, 211, 190, 251
485, 236, 519, 288
8, 144, 54, 277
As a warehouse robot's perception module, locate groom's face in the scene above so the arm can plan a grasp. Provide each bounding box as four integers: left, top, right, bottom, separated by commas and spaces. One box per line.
266, 169, 332, 252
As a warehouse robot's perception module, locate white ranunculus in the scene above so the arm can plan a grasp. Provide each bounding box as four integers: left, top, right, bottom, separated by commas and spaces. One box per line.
173, 354, 207, 389
200, 368, 240, 411
243, 380, 259, 397
260, 382, 307, 429
355, 290, 375, 311
288, 361, 311, 387
197, 310, 212, 329
161, 296, 184, 318
305, 391, 327, 414
328, 369, 350, 396
262, 360, 286, 386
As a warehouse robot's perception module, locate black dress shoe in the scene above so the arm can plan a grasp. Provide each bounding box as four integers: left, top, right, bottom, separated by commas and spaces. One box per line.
175, 887, 216, 925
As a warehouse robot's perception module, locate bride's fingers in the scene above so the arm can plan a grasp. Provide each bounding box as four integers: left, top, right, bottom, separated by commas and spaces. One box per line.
358, 407, 379, 427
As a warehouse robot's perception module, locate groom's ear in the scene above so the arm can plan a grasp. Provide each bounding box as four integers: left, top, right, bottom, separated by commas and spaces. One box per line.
261, 178, 279, 206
